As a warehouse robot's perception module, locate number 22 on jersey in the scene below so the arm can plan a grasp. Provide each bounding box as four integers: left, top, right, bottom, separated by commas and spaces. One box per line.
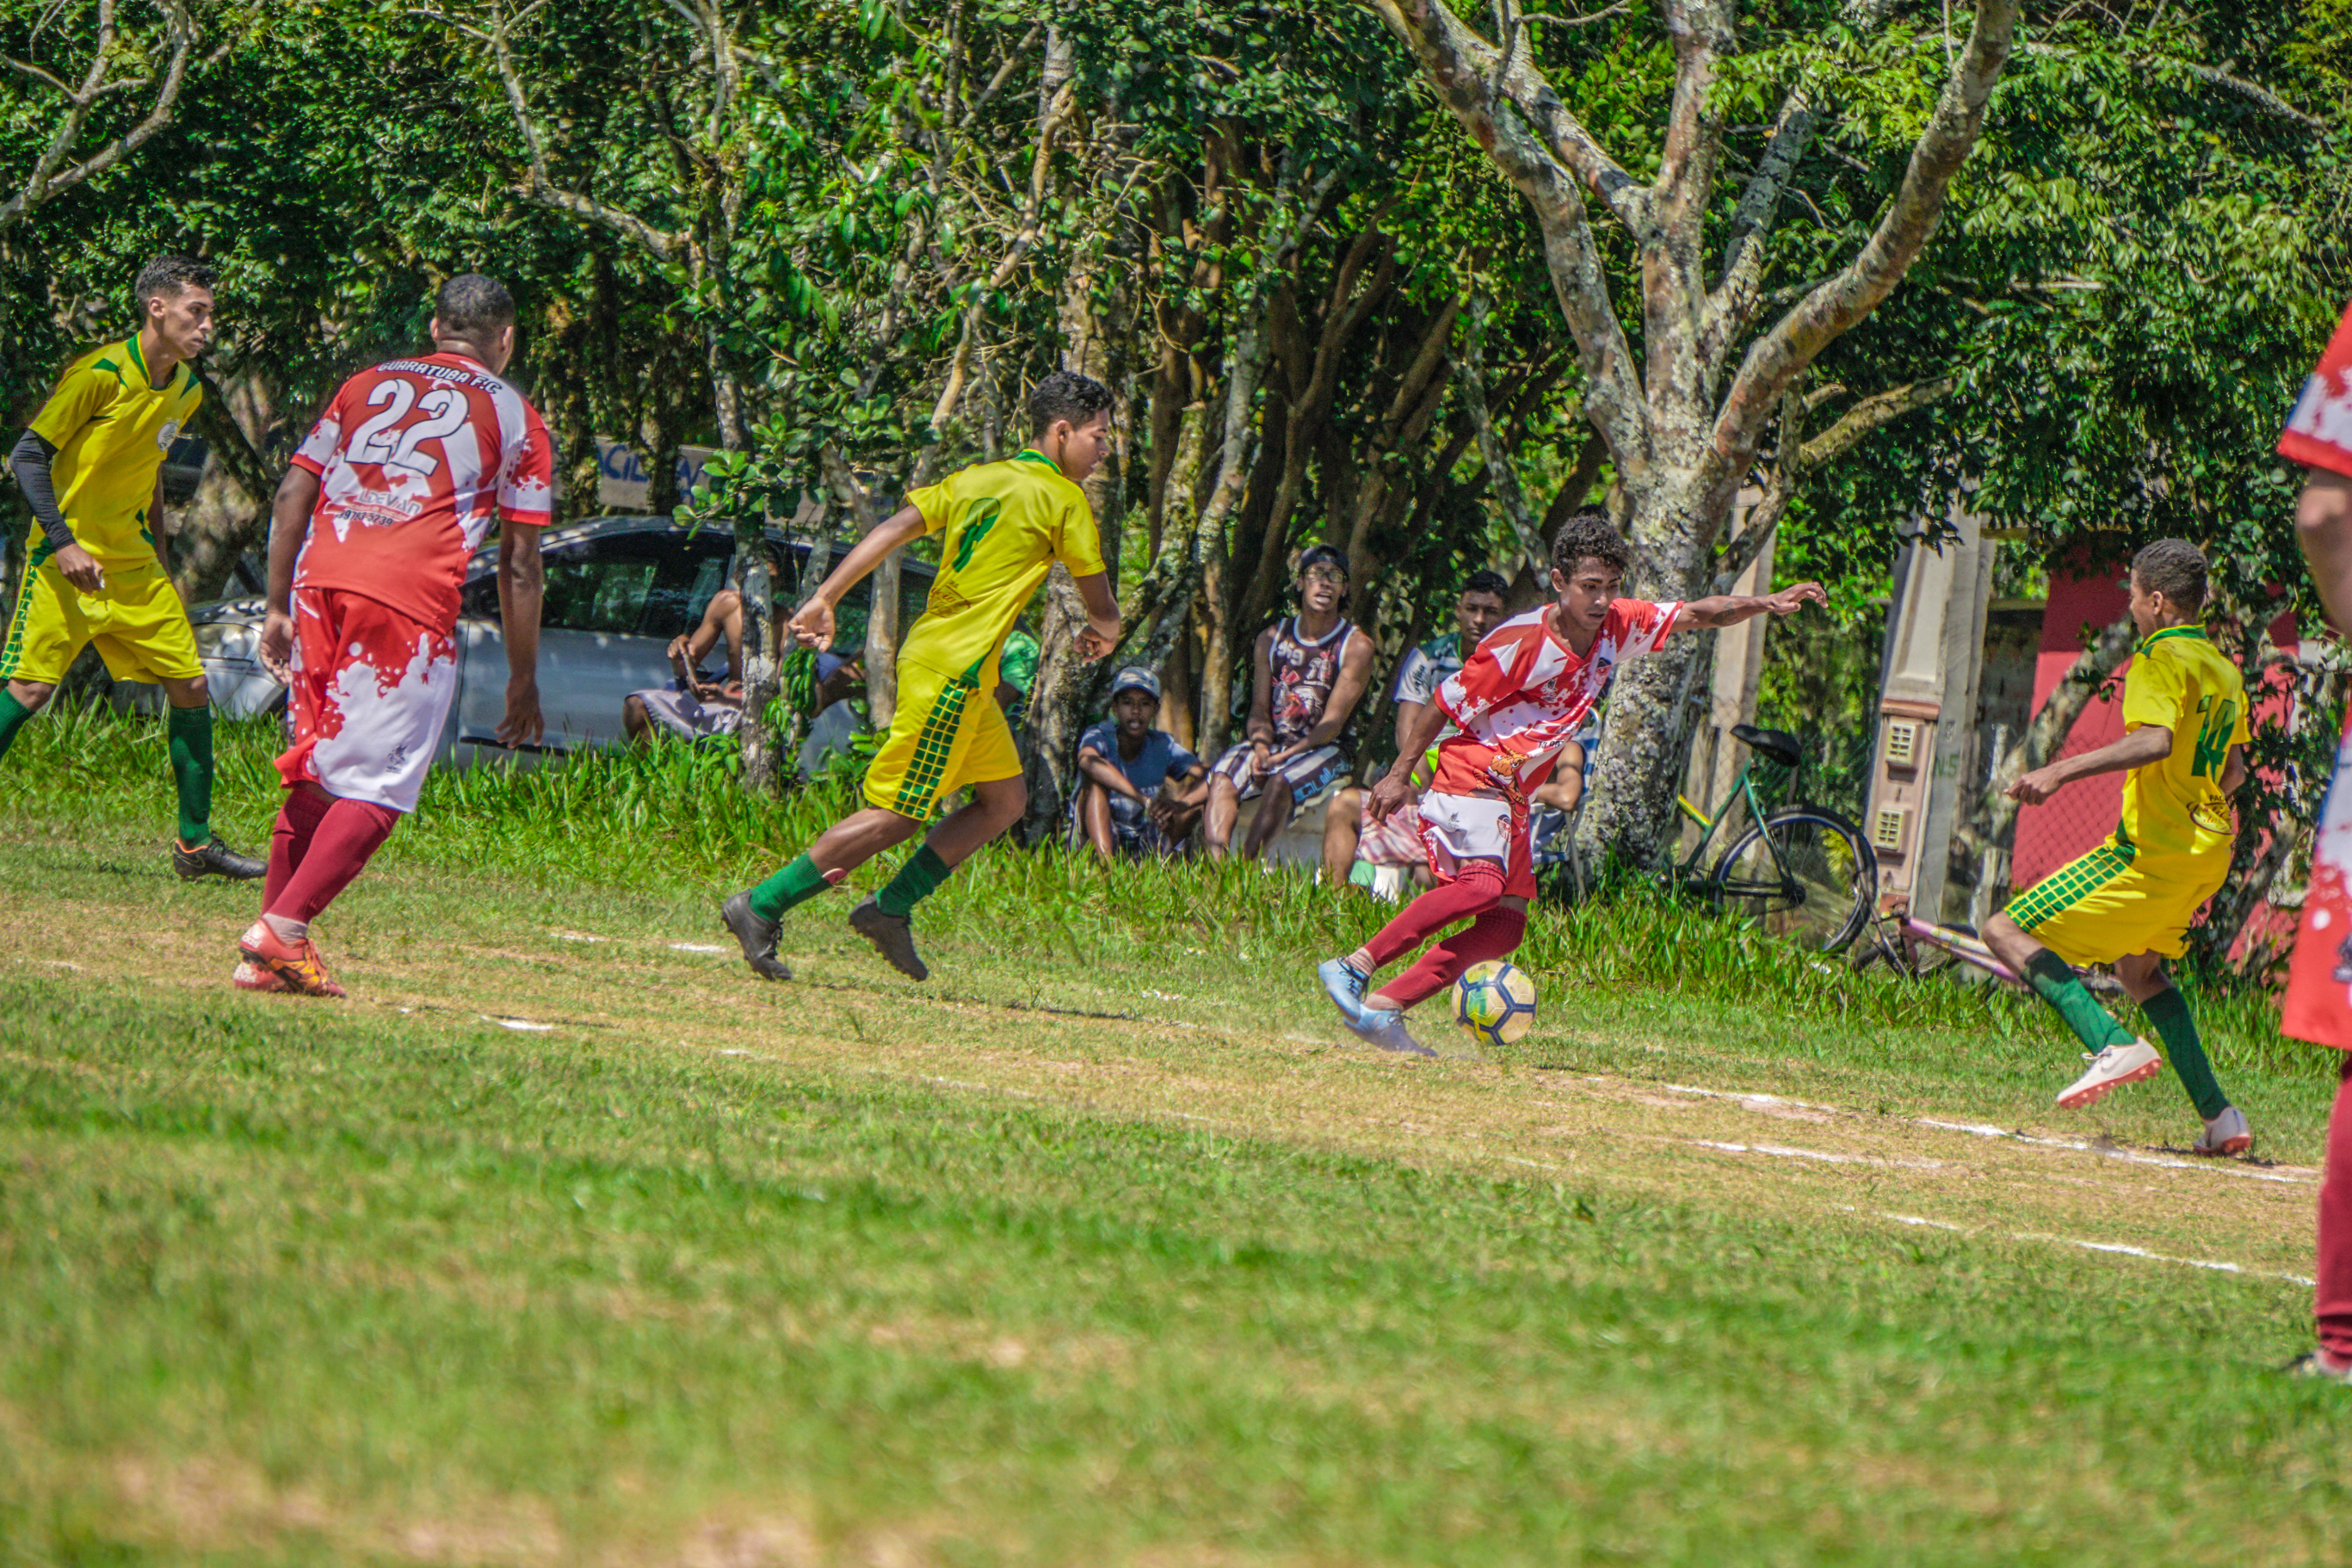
344, 377, 472, 476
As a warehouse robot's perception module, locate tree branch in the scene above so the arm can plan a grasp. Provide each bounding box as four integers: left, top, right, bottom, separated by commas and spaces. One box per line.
0, 0, 196, 232
1711, 0, 2018, 476
1367, 0, 1647, 464
1796, 375, 1951, 466
449, 0, 689, 262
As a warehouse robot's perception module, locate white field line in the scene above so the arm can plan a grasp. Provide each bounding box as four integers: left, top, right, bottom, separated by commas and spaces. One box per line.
1664, 1084, 2317, 1186
483, 1016, 556, 1033
670, 942, 729, 954
1852, 1207, 2312, 1286
1688, 1139, 1942, 1171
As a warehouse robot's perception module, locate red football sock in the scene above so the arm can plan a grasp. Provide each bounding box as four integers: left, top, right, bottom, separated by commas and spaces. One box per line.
263, 787, 333, 909
266, 796, 400, 925
1380, 905, 1528, 1010
1357, 862, 1505, 971
2318, 1053, 2352, 1363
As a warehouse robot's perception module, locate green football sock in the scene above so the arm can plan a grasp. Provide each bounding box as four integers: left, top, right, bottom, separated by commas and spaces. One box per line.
167, 702, 213, 845
0, 689, 34, 763
747, 853, 833, 922
2022, 950, 2137, 1054
876, 844, 951, 920
2142, 984, 2229, 1120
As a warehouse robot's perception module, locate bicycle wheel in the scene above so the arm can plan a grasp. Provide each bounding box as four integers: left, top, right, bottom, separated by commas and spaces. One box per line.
1709, 806, 1878, 953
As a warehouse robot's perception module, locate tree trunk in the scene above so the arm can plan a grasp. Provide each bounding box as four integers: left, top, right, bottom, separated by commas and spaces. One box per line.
735, 509, 781, 793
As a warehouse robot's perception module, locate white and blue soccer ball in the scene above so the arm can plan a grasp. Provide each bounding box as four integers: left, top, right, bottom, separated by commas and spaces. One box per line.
1451, 960, 1538, 1047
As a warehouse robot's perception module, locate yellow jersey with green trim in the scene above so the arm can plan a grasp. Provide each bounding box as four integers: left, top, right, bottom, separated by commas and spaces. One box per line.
2114, 626, 2249, 868
28, 335, 201, 571
898, 448, 1105, 681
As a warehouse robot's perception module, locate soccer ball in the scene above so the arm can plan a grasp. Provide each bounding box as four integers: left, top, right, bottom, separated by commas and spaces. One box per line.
1451, 960, 1537, 1047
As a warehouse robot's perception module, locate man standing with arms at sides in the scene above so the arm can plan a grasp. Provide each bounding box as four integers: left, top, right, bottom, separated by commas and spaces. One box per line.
240, 274, 550, 997
1201, 544, 1378, 861
1318, 512, 1823, 1055
1323, 569, 1512, 888
719, 370, 1121, 984
2276, 294, 2352, 1382
1978, 540, 2255, 1153
2, 255, 262, 880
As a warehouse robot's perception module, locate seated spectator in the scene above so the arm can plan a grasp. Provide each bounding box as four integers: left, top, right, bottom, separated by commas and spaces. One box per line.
1204, 545, 1376, 860
1323, 570, 1511, 890
626, 587, 746, 744
628, 589, 859, 746
997, 623, 1040, 723
1076, 667, 1208, 860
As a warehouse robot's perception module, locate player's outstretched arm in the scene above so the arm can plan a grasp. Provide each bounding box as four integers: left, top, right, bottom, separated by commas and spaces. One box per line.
2006, 725, 2173, 806
1678, 580, 1828, 629
496, 520, 545, 748
2297, 470, 2352, 630
1074, 571, 1120, 660
788, 503, 927, 651
256, 466, 323, 678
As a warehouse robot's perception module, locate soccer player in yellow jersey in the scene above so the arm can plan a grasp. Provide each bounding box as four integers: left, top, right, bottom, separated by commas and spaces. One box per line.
719, 371, 1122, 981
1, 256, 262, 880
1982, 539, 2254, 1154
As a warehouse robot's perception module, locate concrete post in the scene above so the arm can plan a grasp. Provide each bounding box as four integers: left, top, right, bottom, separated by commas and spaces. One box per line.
1866, 501, 1991, 918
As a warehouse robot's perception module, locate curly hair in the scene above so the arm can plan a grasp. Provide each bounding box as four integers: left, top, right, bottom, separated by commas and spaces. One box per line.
1027, 369, 1114, 436
133, 254, 214, 312
2132, 537, 2208, 613
1549, 508, 1632, 577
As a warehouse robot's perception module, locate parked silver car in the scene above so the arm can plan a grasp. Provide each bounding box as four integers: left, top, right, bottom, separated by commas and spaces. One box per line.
187, 515, 929, 764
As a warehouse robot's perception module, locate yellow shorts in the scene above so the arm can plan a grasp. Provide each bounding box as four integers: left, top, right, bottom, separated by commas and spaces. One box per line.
0, 556, 201, 686
2007, 841, 2225, 965
861, 655, 1021, 819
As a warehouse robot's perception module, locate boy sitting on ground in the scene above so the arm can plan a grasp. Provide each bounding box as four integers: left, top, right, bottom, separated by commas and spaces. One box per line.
1075, 667, 1207, 860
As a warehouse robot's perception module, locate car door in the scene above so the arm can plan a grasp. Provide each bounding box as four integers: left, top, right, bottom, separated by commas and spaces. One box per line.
454, 526, 732, 761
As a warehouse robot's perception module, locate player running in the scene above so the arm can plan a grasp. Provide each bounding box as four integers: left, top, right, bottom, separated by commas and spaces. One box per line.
1978, 540, 2254, 1155
1316, 511, 1824, 1054
2, 255, 262, 880
719, 371, 1121, 983
2271, 297, 2352, 1380
238, 275, 550, 997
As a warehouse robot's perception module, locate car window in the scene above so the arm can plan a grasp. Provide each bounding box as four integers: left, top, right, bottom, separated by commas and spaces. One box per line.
460, 530, 732, 636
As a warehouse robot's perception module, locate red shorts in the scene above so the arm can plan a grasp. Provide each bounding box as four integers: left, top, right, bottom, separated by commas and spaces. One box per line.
2286, 710, 2352, 1051
279, 586, 458, 814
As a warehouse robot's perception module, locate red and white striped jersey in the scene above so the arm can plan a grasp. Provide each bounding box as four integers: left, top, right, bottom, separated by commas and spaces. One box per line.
2281, 297, 2352, 482
1432, 598, 1680, 794
289, 350, 553, 631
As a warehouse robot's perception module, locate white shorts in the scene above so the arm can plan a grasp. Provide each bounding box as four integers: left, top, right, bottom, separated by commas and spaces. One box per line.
279, 586, 458, 815
1416, 787, 1537, 900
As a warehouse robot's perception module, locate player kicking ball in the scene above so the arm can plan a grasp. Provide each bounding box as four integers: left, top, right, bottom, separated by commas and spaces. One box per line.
2, 255, 262, 881
1979, 540, 2255, 1155
719, 372, 1121, 983
1317, 511, 1824, 1054
239, 275, 551, 997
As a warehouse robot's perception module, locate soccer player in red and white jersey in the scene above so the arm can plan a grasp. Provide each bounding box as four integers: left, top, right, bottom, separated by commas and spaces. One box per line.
1315, 511, 1824, 1055
2279, 296, 2352, 1382
234, 274, 552, 997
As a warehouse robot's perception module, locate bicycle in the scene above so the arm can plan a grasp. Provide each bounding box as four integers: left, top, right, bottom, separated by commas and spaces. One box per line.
1667, 724, 1880, 953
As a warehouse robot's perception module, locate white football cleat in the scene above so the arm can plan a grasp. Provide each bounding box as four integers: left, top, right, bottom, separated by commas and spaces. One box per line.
2192, 1105, 2253, 1157
2055, 1040, 2164, 1109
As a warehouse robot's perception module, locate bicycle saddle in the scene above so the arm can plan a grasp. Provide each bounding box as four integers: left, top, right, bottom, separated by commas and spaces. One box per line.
1731, 724, 1804, 769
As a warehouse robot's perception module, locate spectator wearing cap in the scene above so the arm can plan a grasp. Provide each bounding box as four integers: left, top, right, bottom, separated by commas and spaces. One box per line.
1204, 543, 1377, 860
1075, 666, 1208, 860
626, 586, 861, 744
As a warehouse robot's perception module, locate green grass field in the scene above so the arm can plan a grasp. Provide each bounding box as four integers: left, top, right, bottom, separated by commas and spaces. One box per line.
2, 710, 2347, 1566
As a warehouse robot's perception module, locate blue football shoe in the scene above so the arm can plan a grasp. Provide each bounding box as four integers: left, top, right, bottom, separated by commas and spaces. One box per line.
1318, 958, 1368, 1025
1347, 1005, 1436, 1059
